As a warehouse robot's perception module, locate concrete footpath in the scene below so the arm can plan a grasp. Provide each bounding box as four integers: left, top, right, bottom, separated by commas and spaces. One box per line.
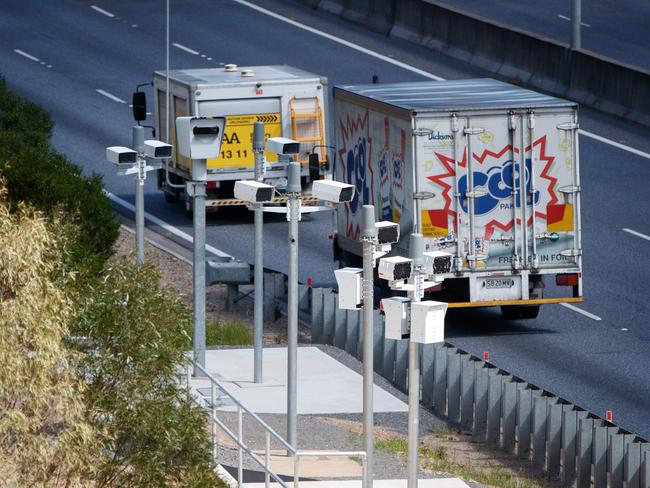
189, 345, 472, 487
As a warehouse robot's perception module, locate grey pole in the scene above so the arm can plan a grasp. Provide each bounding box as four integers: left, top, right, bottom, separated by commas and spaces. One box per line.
253, 122, 265, 383
286, 162, 301, 449
132, 126, 145, 265
192, 163, 207, 377
407, 234, 425, 488
361, 205, 376, 488
571, 0, 581, 49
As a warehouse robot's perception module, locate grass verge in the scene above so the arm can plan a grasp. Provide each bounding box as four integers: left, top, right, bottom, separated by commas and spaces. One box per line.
206, 320, 253, 346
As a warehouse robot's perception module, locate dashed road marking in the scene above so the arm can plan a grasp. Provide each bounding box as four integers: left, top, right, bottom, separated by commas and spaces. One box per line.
91, 5, 115, 18
558, 14, 590, 27
560, 303, 602, 321
623, 228, 650, 241
14, 49, 40, 63
96, 89, 126, 104
172, 42, 199, 55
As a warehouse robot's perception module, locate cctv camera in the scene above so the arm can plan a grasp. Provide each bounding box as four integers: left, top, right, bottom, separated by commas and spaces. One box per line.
375, 221, 400, 245
234, 180, 275, 203
378, 256, 413, 281
423, 251, 453, 275
176, 116, 226, 160
144, 140, 173, 159
106, 146, 137, 166
312, 180, 355, 203
267, 137, 300, 155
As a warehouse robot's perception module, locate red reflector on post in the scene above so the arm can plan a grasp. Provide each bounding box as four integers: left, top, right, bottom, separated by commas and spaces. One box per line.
606, 410, 613, 422
483, 351, 490, 362
306, 277, 313, 287
556, 273, 579, 286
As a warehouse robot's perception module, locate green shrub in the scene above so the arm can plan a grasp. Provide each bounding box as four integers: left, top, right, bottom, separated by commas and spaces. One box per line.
71, 260, 224, 487
206, 320, 253, 346
0, 78, 119, 277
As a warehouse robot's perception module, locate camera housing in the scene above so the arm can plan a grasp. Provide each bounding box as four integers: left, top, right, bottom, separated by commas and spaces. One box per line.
234, 180, 275, 203
423, 250, 453, 275
312, 180, 355, 203
334, 267, 363, 310
410, 301, 447, 344
106, 146, 137, 167
382, 296, 411, 340
176, 116, 226, 160
144, 140, 173, 159
267, 137, 300, 155
378, 256, 413, 281
375, 221, 400, 245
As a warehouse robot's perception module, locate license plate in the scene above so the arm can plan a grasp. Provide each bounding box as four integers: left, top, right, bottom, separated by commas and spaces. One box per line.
484, 278, 515, 289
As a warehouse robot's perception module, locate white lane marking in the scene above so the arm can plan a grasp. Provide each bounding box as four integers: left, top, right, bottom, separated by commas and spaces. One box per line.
622, 228, 650, 241
96, 89, 126, 103
105, 191, 232, 259
234, 0, 650, 159
232, 0, 444, 81
172, 42, 200, 55
14, 49, 40, 62
91, 5, 115, 18
580, 130, 650, 160
560, 303, 602, 321
557, 14, 590, 27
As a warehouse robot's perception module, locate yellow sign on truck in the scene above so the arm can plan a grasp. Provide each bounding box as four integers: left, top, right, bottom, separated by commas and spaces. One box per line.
153, 65, 329, 210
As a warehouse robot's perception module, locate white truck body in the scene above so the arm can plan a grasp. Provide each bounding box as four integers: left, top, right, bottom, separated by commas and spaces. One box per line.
333, 79, 583, 310
153, 65, 329, 207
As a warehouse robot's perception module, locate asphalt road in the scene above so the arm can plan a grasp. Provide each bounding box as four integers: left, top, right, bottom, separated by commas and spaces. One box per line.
435, 0, 650, 71
1, 0, 649, 440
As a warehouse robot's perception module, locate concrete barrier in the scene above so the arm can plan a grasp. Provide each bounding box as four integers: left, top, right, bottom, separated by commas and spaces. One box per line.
294, 0, 650, 126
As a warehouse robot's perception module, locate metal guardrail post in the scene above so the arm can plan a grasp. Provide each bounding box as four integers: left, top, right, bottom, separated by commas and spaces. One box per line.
211, 382, 217, 462
237, 405, 243, 487
294, 455, 300, 488
265, 432, 271, 488
253, 121, 265, 383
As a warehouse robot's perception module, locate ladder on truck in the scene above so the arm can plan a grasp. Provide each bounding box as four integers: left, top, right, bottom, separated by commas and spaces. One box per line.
289, 96, 326, 164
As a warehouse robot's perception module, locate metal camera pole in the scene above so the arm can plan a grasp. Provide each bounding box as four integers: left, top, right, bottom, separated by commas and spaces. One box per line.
407, 233, 425, 488
252, 122, 265, 384
572, 0, 581, 49
361, 205, 376, 487
132, 125, 146, 265
286, 161, 301, 449
192, 161, 208, 377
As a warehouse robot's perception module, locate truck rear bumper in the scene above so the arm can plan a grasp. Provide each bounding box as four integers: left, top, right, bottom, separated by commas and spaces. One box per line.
446, 296, 583, 308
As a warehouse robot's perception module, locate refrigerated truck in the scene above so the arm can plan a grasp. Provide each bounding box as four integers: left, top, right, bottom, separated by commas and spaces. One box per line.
153, 65, 330, 212
332, 79, 583, 318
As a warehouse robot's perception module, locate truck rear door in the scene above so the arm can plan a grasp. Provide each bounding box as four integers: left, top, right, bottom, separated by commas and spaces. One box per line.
415, 108, 581, 298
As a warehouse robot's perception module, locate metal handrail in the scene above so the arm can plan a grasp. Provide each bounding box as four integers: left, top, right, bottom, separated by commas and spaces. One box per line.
186, 361, 367, 488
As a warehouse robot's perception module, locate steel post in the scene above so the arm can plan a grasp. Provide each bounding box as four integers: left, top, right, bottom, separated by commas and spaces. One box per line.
253, 122, 265, 383
132, 126, 145, 265
407, 234, 424, 488
361, 205, 376, 487
193, 178, 207, 377
572, 0, 581, 50
286, 162, 301, 449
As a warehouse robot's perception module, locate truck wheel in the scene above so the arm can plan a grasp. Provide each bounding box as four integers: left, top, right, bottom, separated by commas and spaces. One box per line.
184, 194, 193, 219
500, 305, 540, 320
165, 188, 180, 203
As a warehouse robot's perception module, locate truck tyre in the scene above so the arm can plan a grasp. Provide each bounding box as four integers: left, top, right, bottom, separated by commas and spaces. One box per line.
184, 193, 193, 219
500, 305, 540, 320
165, 188, 180, 203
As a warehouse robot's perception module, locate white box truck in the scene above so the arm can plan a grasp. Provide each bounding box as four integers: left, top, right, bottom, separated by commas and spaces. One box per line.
153, 65, 329, 213
333, 79, 583, 319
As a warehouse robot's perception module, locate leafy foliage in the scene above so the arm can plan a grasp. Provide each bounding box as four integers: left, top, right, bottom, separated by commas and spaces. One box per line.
0, 185, 99, 486
0, 78, 119, 278
71, 260, 223, 487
